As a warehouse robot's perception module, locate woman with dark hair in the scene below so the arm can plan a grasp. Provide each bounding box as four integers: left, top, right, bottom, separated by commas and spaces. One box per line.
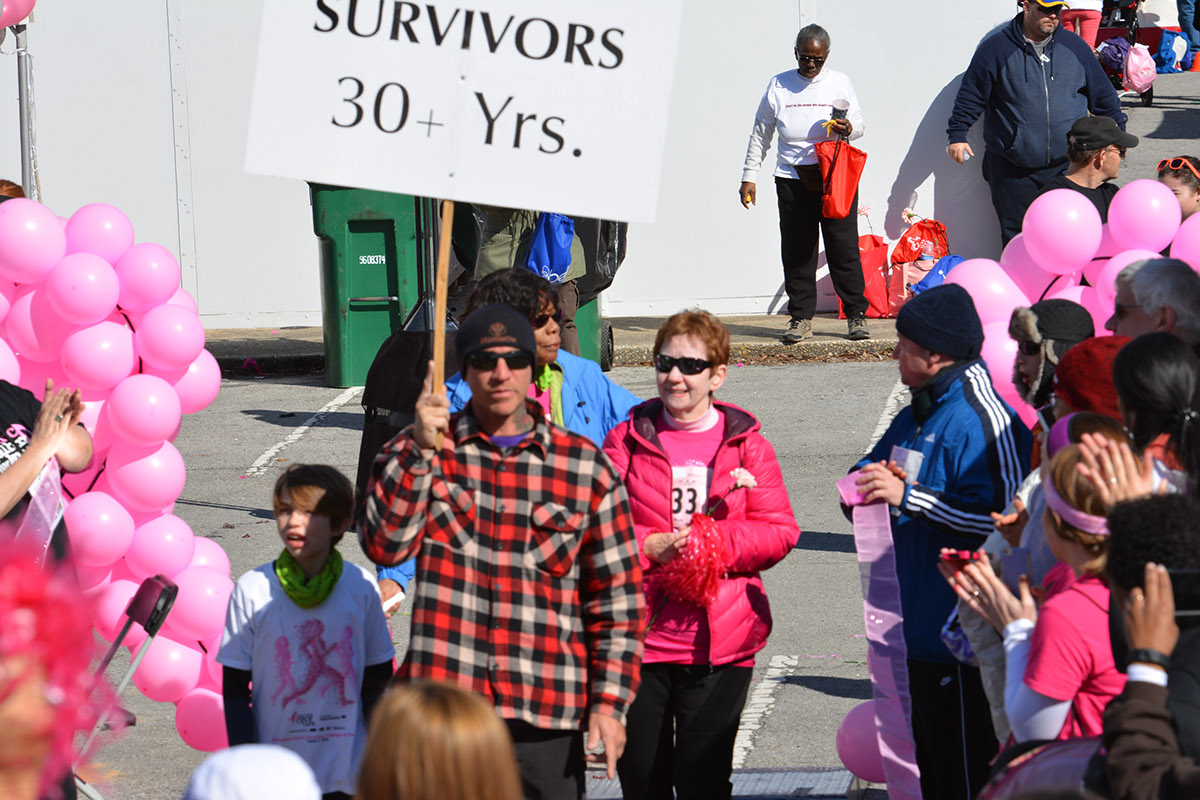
1111, 332, 1200, 490
1158, 156, 1200, 222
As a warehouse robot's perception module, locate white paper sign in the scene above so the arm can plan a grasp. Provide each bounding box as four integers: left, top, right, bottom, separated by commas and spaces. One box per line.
246, 0, 684, 223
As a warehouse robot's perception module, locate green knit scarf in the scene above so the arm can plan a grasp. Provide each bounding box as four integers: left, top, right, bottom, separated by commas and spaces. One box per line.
274, 548, 343, 608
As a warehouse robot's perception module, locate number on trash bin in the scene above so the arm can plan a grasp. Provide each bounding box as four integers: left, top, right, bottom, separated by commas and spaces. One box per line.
333, 77, 411, 134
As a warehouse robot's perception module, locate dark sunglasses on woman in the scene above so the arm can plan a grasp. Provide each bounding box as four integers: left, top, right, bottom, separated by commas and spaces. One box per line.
465, 350, 534, 371
533, 309, 564, 328
654, 354, 714, 375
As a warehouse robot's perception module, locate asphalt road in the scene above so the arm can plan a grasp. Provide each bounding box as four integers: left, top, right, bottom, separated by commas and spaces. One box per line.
79, 360, 900, 798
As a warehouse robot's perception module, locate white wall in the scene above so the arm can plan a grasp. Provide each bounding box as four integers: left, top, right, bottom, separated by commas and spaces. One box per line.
3, 0, 1167, 325
605, 0, 1017, 317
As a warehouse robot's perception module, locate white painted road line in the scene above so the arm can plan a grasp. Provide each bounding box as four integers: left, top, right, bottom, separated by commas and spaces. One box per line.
868, 378, 907, 451
733, 654, 798, 768
242, 387, 362, 477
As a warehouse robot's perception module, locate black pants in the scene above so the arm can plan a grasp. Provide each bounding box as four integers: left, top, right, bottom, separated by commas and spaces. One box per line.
506, 722, 586, 800
775, 171, 868, 321
982, 153, 1066, 247
617, 663, 753, 800
907, 659, 997, 800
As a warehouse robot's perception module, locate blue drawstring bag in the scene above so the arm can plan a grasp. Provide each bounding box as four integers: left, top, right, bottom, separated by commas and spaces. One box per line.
911, 254, 964, 295
524, 213, 574, 284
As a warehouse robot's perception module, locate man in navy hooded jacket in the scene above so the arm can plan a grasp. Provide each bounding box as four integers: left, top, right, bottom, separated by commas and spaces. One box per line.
946, 0, 1126, 246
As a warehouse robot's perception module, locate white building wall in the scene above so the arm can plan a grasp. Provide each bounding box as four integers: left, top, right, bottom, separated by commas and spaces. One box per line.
2, 0, 1174, 325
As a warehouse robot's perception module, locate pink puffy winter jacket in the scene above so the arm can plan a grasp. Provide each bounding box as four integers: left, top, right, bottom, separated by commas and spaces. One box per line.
602, 399, 800, 666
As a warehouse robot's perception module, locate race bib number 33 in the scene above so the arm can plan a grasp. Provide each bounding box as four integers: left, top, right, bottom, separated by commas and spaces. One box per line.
671, 465, 710, 531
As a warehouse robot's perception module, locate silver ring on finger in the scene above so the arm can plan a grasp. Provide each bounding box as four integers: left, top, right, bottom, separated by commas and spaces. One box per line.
54, 414, 63, 423
1110, 477, 1118, 484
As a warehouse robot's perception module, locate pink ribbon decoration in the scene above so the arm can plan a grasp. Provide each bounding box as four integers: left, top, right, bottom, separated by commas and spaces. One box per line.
838, 470, 922, 798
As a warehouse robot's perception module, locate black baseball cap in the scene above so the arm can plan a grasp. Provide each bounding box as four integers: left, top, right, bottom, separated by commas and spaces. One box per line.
1067, 116, 1139, 150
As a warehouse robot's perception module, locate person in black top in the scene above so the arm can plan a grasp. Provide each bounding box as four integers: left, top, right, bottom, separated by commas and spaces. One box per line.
1039, 116, 1139, 222
0, 379, 93, 558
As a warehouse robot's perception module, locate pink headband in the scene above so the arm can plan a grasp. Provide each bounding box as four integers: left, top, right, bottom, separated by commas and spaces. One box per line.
1043, 478, 1109, 537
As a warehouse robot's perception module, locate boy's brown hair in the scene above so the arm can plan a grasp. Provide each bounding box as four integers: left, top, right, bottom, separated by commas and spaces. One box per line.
272, 464, 355, 544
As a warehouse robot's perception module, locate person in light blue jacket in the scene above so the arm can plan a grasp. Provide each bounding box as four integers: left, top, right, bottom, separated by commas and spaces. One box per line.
376, 268, 639, 599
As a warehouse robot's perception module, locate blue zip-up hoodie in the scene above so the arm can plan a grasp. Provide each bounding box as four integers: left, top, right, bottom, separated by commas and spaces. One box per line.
855, 359, 1032, 663
947, 14, 1126, 171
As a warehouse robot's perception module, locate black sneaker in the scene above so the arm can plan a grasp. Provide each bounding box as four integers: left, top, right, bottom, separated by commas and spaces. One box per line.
847, 315, 871, 341
782, 318, 812, 344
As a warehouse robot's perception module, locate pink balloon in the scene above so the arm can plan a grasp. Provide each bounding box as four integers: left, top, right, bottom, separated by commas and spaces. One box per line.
169, 349, 221, 415
91, 579, 147, 647
190, 537, 232, 575
1171, 214, 1200, 270
982, 320, 1023, 409
60, 320, 137, 391
201, 635, 223, 686
1000, 234, 1057, 301
107, 374, 183, 447
64, 491, 136, 568
65, 203, 135, 265
114, 243, 182, 312
131, 636, 202, 703
45, 252, 120, 325
135, 304, 206, 372
1109, 179, 1183, 253
175, 688, 228, 752
0, 279, 16, 326
944, 259, 1029, 325
4, 287, 76, 363
1082, 258, 1109, 287
0, 0, 37, 27
1095, 223, 1123, 258
163, 567, 234, 644
15, 356, 70, 398
1096, 249, 1163, 301
836, 701, 885, 784
167, 287, 199, 314
107, 441, 187, 514
0, 339, 19, 385
124, 512, 195, 578
0, 198, 67, 284
1022, 189, 1102, 275
61, 449, 110, 499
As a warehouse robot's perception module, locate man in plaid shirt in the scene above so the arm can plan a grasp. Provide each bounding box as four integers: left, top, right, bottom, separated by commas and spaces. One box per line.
361, 303, 644, 799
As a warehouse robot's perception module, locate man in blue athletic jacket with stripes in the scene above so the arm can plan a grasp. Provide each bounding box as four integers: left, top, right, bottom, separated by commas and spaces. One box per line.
946, 0, 1125, 246
854, 284, 1032, 799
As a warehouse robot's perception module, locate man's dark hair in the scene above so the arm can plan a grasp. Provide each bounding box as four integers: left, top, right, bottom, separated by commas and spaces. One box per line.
466, 268, 555, 322
1066, 143, 1104, 167
1106, 495, 1200, 591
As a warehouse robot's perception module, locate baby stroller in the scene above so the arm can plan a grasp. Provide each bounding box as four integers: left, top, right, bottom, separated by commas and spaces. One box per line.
1098, 0, 1154, 107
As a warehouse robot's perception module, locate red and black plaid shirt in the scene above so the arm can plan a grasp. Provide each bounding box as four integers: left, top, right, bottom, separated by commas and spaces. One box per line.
360, 403, 644, 729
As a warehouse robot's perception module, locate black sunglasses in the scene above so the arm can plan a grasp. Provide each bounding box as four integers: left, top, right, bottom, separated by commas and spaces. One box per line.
1016, 340, 1040, 356
533, 309, 564, 328
654, 354, 714, 375
795, 53, 826, 66
465, 350, 533, 371
1033, 3, 1064, 14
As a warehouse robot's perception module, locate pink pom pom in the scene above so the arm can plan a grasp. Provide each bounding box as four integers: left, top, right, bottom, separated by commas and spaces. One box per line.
655, 513, 727, 607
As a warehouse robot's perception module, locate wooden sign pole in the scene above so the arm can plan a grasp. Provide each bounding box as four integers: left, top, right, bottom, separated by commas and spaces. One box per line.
431, 199, 454, 449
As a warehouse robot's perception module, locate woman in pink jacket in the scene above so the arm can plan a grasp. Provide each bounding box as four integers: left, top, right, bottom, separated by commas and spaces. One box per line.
602, 310, 799, 800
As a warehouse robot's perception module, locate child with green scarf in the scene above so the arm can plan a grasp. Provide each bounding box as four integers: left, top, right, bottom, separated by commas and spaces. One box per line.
219, 465, 395, 800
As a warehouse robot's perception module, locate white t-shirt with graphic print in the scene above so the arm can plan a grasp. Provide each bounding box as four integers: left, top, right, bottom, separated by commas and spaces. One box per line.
219, 561, 394, 795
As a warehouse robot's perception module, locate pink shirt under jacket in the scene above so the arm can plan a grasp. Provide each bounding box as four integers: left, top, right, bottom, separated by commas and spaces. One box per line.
602, 399, 801, 666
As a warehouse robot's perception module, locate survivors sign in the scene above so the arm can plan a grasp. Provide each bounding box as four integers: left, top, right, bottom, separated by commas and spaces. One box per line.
246, 0, 684, 223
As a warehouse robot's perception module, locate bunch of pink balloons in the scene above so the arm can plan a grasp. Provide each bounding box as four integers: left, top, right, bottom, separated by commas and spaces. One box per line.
0, 0, 37, 27
943, 182, 1200, 428
0, 197, 228, 751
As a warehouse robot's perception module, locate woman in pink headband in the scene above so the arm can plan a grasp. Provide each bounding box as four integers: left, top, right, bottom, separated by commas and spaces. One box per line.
944, 444, 1125, 744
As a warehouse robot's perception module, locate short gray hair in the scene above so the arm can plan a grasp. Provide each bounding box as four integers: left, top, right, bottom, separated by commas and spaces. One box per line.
1122, 258, 1200, 345
796, 24, 831, 51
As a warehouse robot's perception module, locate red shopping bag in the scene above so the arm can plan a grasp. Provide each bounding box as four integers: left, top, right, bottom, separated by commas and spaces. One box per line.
838, 234, 891, 319
815, 139, 867, 219
890, 219, 949, 266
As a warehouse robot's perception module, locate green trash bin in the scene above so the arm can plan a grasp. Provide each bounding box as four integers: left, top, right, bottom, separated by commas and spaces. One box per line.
573, 298, 614, 372
309, 184, 422, 387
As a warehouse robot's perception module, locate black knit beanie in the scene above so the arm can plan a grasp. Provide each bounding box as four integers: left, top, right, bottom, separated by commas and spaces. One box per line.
455, 303, 537, 375
896, 284, 985, 359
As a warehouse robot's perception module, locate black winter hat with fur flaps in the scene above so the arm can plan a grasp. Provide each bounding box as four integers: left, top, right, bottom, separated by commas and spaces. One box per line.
1008, 299, 1095, 409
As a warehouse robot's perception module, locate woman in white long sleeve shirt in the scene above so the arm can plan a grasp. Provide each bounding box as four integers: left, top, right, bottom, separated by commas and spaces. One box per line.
738, 24, 870, 345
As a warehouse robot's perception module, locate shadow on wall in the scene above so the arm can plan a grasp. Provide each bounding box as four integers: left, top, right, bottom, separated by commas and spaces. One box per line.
885, 72, 1003, 260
